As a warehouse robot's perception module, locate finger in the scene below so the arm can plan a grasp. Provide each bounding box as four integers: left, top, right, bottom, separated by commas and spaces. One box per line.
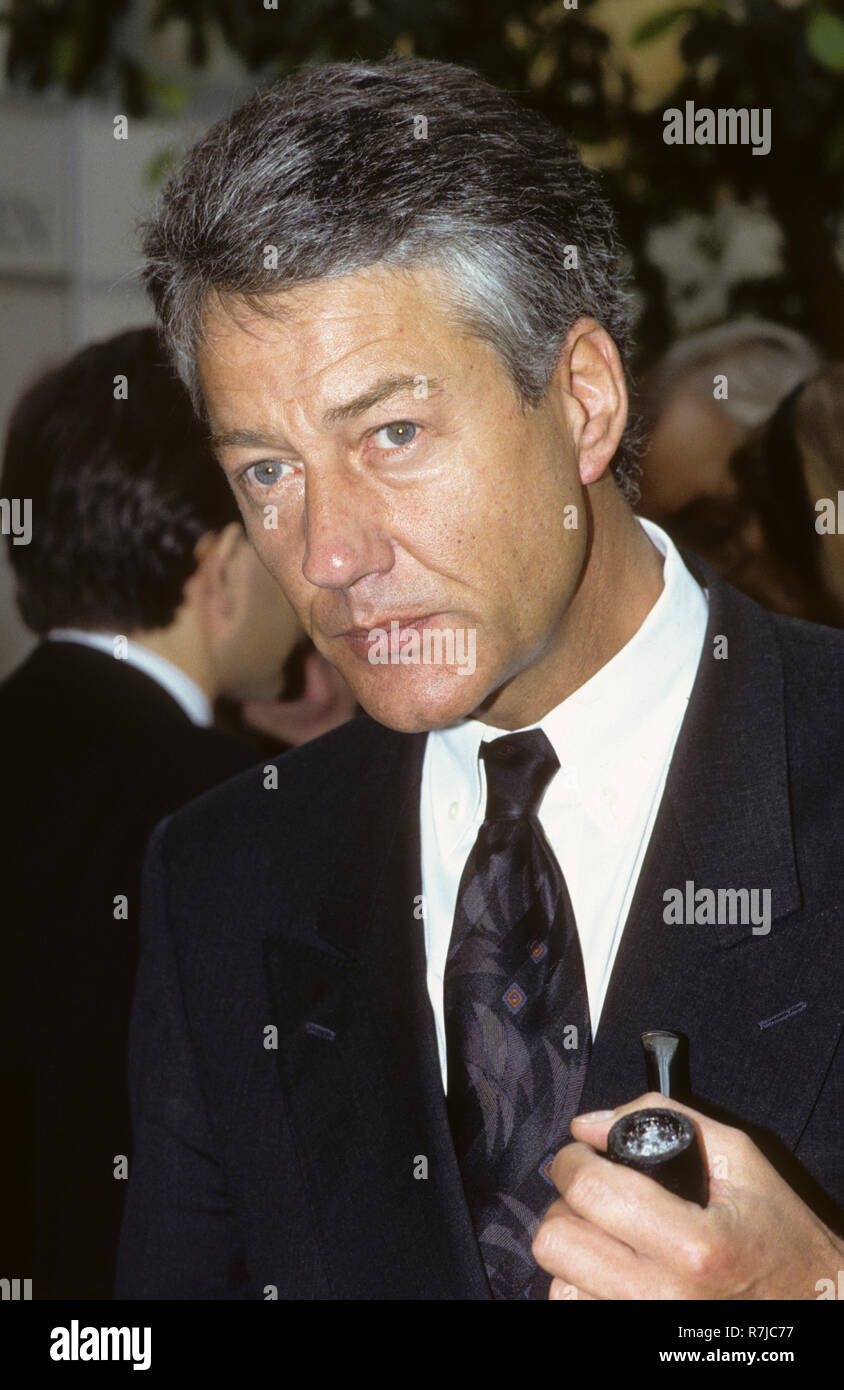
550, 1140, 712, 1270
571, 1092, 741, 1181
533, 1201, 647, 1300
568, 1106, 617, 1151
548, 1277, 594, 1301
570, 1092, 704, 1151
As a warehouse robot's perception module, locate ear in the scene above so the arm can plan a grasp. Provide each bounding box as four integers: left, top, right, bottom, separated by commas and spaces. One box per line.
559, 317, 628, 486
187, 522, 248, 623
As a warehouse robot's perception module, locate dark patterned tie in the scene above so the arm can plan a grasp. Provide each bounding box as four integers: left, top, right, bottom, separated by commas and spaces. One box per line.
444, 729, 592, 1300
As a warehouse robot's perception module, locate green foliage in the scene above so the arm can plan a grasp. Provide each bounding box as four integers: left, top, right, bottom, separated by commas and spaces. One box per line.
631, 6, 699, 47
3, 0, 134, 102
4, 0, 843, 361
806, 8, 844, 73
143, 144, 182, 189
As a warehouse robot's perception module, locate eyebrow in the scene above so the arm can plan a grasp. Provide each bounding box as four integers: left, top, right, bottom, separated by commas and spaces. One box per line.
209, 374, 444, 451
321, 374, 443, 427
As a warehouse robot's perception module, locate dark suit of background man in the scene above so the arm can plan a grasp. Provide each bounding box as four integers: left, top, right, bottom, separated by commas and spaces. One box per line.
0, 329, 306, 1298
116, 58, 844, 1300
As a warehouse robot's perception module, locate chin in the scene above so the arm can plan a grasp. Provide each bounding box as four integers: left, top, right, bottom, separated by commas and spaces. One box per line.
347, 666, 491, 734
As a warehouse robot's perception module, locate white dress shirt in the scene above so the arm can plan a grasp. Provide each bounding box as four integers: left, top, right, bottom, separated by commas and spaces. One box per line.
46, 628, 213, 728
419, 518, 709, 1092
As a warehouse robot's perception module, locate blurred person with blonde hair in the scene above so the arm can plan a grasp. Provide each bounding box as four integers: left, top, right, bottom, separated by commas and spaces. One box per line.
729, 362, 844, 626
637, 319, 823, 583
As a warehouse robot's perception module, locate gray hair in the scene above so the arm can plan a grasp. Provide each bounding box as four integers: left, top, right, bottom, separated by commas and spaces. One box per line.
142, 55, 641, 497
641, 319, 823, 433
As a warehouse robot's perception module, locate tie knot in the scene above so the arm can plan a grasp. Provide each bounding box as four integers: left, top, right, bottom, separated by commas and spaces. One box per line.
479, 729, 559, 821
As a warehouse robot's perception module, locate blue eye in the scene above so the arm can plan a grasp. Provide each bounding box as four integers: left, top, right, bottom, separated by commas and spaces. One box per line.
248, 460, 290, 486
374, 421, 418, 449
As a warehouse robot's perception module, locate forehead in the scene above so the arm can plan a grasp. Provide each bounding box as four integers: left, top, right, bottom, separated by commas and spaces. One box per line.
197, 261, 469, 402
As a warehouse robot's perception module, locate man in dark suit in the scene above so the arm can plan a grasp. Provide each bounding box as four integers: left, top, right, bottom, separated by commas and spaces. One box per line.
116, 58, 843, 1300
0, 329, 303, 1298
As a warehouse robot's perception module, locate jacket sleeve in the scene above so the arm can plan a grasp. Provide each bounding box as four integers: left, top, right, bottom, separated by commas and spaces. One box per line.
114, 817, 249, 1299
794, 1026, 844, 1240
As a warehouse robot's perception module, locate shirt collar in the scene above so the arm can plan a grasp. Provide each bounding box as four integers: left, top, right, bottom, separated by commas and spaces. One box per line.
426, 517, 708, 861
46, 628, 214, 727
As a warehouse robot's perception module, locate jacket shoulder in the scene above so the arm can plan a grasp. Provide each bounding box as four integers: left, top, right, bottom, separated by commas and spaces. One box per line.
770, 610, 844, 720
157, 712, 416, 867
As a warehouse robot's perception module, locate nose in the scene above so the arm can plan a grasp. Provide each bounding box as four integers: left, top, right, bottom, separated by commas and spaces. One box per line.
301, 466, 394, 590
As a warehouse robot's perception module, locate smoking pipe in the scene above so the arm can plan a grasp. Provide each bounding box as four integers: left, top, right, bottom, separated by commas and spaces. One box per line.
605, 1030, 707, 1206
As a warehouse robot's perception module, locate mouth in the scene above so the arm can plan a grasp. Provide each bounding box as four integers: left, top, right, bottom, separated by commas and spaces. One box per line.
337, 613, 444, 659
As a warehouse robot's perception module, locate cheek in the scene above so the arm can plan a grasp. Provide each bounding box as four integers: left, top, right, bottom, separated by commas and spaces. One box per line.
245, 502, 291, 560
401, 453, 526, 573
243, 518, 305, 604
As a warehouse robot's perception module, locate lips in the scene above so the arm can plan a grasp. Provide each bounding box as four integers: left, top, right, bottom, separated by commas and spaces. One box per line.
341, 613, 437, 637
337, 612, 443, 658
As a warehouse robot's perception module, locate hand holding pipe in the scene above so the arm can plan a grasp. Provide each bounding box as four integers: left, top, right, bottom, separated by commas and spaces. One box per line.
605, 1030, 708, 1206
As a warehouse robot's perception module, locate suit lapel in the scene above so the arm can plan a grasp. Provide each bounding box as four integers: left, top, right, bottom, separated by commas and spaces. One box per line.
262, 721, 490, 1299
581, 560, 841, 1158
263, 560, 840, 1290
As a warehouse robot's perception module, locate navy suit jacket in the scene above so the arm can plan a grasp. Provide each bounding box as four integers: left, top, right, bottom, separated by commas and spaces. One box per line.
115, 562, 844, 1299
0, 641, 257, 1299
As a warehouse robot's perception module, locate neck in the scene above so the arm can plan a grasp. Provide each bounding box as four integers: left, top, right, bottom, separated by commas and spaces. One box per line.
127, 610, 219, 703
475, 482, 665, 730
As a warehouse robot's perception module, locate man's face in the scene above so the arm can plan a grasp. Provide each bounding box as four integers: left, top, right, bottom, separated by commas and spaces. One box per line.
199, 262, 587, 733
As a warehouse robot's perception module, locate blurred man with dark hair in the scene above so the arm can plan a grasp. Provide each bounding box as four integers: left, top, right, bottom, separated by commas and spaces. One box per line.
0, 326, 304, 1298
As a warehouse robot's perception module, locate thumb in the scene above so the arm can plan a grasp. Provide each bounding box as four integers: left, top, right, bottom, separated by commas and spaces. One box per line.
568, 1108, 618, 1153
570, 1091, 711, 1153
